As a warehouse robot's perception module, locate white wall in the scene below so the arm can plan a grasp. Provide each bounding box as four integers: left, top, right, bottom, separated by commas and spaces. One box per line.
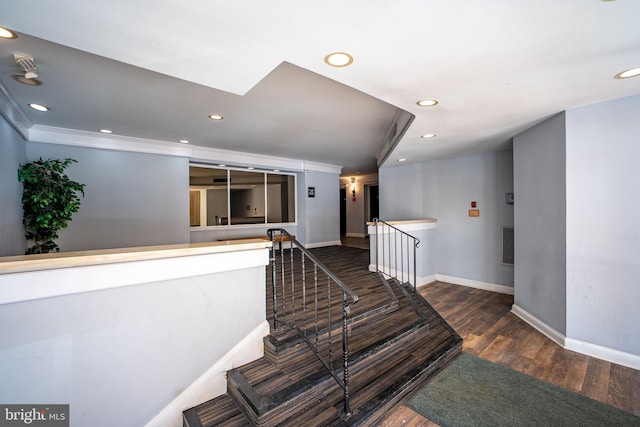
27, 142, 190, 251
379, 150, 514, 288
513, 113, 567, 335
0, 115, 26, 256
0, 259, 267, 427
565, 95, 640, 356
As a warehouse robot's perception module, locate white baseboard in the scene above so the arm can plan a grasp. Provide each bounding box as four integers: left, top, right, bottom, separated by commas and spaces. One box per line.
511, 305, 640, 370
511, 304, 566, 347
305, 240, 342, 249
368, 264, 435, 287
144, 321, 270, 427
436, 274, 515, 295
345, 232, 367, 238
565, 337, 640, 371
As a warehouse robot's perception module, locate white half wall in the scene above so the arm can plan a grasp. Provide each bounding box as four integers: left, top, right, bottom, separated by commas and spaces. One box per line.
0, 248, 268, 427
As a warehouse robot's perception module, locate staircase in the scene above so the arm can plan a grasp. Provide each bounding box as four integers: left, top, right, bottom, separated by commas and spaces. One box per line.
183, 237, 461, 426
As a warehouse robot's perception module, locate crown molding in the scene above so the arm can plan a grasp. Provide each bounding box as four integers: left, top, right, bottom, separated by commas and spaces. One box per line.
26, 125, 343, 174
28, 125, 192, 157
190, 144, 305, 172
0, 81, 32, 139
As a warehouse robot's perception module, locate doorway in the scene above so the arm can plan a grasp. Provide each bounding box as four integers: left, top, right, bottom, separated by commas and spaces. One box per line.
367, 185, 379, 221
340, 188, 346, 235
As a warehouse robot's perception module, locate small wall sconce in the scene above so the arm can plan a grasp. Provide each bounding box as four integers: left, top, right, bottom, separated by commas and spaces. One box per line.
350, 177, 356, 201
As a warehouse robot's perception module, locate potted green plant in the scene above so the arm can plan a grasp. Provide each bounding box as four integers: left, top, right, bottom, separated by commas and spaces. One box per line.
17, 158, 85, 254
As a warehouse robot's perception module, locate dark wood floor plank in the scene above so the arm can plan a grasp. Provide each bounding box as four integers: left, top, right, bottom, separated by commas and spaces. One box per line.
382, 280, 640, 425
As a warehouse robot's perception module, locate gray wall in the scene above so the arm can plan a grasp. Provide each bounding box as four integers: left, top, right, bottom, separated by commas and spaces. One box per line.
0, 265, 266, 427
513, 113, 567, 335
379, 163, 428, 220
26, 142, 190, 251
432, 151, 514, 286
298, 170, 341, 246
379, 149, 514, 287
0, 115, 27, 256
565, 95, 640, 355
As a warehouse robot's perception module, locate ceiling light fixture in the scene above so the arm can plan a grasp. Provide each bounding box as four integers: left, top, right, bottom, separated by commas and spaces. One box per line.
218, 164, 226, 167
28, 103, 49, 112
0, 26, 17, 39
208, 114, 224, 120
398, 158, 407, 162
179, 139, 189, 144
324, 52, 354, 68
417, 99, 439, 107
12, 74, 42, 86
99, 129, 113, 134
247, 167, 255, 170
421, 133, 436, 139
615, 66, 640, 79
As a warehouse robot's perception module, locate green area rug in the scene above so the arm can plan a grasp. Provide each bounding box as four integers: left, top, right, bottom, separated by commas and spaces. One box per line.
407, 353, 640, 427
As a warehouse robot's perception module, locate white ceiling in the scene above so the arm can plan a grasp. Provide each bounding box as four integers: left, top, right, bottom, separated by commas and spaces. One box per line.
1, 0, 639, 176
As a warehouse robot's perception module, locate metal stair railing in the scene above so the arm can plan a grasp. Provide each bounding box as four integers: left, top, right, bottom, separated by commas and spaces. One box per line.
266, 228, 359, 418
372, 218, 420, 293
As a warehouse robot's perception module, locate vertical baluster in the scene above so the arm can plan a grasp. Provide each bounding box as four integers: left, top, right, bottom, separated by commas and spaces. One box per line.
280, 232, 286, 323
413, 237, 417, 293
406, 235, 409, 285
395, 229, 398, 280
290, 237, 295, 326
342, 291, 351, 417
327, 278, 333, 371
302, 251, 307, 337
270, 231, 278, 330
400, 233, 404, 283
374, 218, 379, 276
314, 264, 319, 348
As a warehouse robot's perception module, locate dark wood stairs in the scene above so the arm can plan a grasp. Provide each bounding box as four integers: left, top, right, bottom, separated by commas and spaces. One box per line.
183, 246, 461, 426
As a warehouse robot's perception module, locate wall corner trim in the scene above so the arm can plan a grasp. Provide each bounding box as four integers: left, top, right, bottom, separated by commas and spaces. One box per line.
511, 304, 565, 347
144, 320, 270, 427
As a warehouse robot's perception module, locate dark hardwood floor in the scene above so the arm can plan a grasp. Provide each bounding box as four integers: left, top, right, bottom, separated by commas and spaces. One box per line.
377, 281, 640, 426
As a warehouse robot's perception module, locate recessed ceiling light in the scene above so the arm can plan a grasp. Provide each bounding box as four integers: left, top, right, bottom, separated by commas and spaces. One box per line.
179, 139, 189, 144
247, 167, 255, 170
324, 52, 354, 68
12, 74, 42, 86
99, 129, 113, 134
0, 26, 17, 39
208, 114, 224, 120
615, 66, 640, 79
417, 99, 439, 107
421, 133, 436, 139
218, 164, 226, 167
398, 158, 407, 162
273, 169, 280, 172
28, 103, 49, 112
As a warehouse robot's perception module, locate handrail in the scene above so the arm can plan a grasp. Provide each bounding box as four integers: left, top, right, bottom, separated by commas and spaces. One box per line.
372, 218, 420, 293
266, 228, 358, 418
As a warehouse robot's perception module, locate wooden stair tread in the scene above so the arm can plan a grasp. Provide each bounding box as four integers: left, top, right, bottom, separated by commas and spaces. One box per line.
184, 246, 462, 427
